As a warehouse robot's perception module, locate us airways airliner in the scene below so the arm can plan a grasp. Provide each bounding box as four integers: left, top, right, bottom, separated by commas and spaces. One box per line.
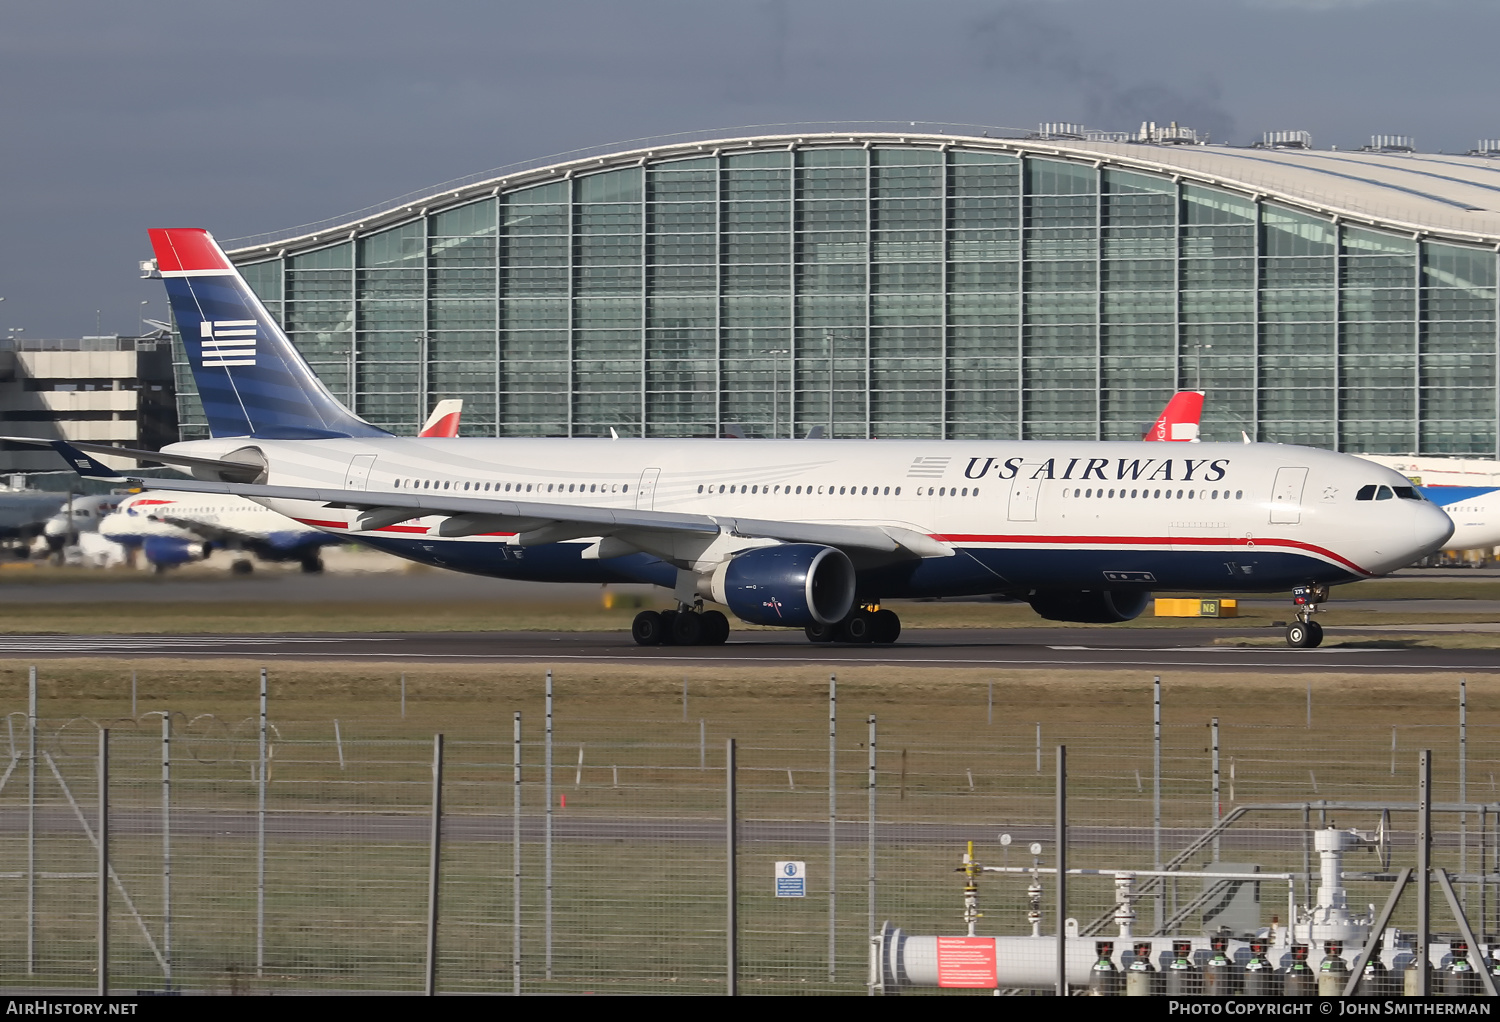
20, 229, 1456, 649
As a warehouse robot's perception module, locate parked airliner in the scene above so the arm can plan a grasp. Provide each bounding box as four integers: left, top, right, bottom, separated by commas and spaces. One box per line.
16, 230, 1456, 648
100, 400, 466, 573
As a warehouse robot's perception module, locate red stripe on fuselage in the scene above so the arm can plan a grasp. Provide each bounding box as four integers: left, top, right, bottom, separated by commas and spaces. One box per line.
292, 518, 348, 530
931, 533, 1372, 576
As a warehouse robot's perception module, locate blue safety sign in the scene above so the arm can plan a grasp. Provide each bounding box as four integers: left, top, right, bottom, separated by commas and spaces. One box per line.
775, 860, 806, 897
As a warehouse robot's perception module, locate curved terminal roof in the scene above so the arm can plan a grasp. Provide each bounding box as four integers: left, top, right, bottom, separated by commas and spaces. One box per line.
225, 131, 1500, 261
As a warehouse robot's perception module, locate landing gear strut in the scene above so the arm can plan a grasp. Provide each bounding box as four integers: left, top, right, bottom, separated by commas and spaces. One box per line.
1285, 585, 1327, 648
807, 604, 901, 644
631, 606, 730, 647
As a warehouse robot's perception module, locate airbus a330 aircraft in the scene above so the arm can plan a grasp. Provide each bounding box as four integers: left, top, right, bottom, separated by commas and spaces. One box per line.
21, 229, 1457, 649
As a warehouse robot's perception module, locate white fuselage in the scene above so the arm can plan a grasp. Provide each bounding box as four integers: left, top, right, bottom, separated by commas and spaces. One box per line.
163, 435, 1453, 595
104, 491, 321, 544
1358, 454, 1500, 488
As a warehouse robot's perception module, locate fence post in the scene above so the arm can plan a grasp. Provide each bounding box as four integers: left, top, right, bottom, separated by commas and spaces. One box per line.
727, 737, 737, 997
257, 667, 267, 978
1211, 717, 1221, 863
1417, 749, 1431, 996
1460, 678, 1468, 911
828, 674, 836, 982
426, 734, 443, 996
1153, 675, 1162, 931
513, 711, 522, 996
162, 713, 172, 990
1056, 744, 1066, 997
27, 664, 36, 976
867, 713, 876, 973
544, 669, 553, 981
97, 728, 108, 998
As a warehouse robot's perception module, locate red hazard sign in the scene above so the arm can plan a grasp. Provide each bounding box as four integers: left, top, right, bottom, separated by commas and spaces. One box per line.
935, 936, 998, 988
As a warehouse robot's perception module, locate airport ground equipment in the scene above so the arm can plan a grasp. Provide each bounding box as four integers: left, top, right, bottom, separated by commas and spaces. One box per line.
869, 753, 1500, 995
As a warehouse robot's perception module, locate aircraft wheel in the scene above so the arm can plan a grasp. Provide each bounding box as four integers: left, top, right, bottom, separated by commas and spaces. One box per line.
631, 610, 665, 646
1285, 620, 1322, 648
838, 611, 876, 644
231, 559, 254, 576
701, 610, 730, 645
872, 609, 901, 644
805, 621, 836, 643
658, 609, 679, 645
300, 555, 324, 574
672, 610, 704, 646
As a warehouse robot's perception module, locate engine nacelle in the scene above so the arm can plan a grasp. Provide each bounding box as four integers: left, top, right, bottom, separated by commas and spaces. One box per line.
1028, 588, 1150, 624
142, 536, 199, 567
711, 543, 856, 627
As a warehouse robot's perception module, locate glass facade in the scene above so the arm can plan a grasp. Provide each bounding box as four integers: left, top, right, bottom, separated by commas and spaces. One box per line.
176, 138, 1499, 456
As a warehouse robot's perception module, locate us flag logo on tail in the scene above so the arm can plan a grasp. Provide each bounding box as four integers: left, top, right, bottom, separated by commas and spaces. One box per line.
199, 319, 258, 367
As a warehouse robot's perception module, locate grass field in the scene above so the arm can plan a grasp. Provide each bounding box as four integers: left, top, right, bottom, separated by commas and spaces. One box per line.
4, 593, 1500, 993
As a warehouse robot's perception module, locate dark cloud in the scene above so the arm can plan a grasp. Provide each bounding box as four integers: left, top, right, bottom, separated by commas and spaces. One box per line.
966, 1, 1236, 139
2, 0, 1497, 336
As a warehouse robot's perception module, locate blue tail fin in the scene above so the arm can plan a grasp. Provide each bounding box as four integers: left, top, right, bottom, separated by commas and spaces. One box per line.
148, 228, 389, 439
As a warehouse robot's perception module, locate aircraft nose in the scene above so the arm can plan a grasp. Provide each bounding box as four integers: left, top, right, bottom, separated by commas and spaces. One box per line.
1414, 501, 1455, 558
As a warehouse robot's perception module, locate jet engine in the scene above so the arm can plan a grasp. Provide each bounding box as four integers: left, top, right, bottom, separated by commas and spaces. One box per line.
711, 543, 856, 627
142, 536, 199, 568
1027, 588, 1150, 624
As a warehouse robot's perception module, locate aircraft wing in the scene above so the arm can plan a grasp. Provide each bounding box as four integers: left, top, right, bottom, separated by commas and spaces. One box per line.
136, 476, 952, 559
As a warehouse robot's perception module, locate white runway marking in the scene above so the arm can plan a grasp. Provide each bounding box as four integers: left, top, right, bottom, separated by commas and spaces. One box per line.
0, 635, 393, 652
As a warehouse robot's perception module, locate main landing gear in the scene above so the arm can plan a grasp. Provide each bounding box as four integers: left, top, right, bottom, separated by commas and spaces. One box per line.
805, 605, 901, 645
632, 606, 730, 647
1285, 584, 1328, 648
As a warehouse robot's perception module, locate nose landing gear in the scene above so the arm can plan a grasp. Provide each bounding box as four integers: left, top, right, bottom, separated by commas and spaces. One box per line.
805, 604, 902, 644
1285, 585, 1328, 648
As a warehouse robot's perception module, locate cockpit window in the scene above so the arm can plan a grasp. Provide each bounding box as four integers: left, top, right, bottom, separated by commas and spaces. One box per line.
1392, 486, 1421, 501
1356, 484, 1377, 501
1375, 485, 1393, 500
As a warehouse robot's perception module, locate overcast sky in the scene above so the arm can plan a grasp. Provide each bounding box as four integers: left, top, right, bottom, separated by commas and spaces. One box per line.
3, 0, 1497, 337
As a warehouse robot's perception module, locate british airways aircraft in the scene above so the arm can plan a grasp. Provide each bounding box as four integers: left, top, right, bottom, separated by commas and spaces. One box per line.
98, 400, 467, 573
20, 229, 1457, 649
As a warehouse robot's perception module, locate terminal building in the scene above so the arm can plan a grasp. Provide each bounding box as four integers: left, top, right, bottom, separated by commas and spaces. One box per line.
1, 332, 177, 476
185, 128, 1500, 457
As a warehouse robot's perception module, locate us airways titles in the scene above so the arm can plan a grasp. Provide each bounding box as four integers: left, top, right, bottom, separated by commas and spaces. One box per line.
963, 455, 1232, 482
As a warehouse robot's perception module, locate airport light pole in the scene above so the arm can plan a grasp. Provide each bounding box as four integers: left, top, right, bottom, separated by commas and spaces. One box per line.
766, 349, 789, 438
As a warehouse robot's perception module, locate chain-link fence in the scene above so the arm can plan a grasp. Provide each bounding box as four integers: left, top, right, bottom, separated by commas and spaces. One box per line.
2, 670, 1498, 995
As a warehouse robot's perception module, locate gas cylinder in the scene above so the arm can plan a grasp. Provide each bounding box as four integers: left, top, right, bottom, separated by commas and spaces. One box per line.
1283, 943, 1316, 997
1202, 934, 1239, 997
1357, 940, 1397, 997
1125, 941, 1156, 997
1088, 940, 1122, 996
1317, 940, 1349, 997
1243, 939, 1278, 997
1164, 939, 1201, 996
1444, 940, 1482, 997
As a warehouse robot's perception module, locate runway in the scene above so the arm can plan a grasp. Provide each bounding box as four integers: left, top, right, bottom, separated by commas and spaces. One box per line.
0, 627, 1491, 672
